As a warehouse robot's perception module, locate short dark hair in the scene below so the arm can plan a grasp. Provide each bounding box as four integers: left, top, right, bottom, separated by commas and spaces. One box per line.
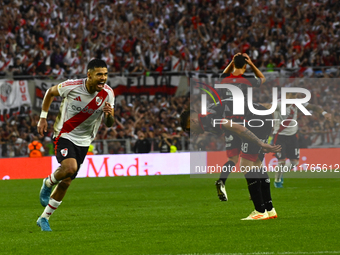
87, 59, 107, 71
234, 55, 247, 69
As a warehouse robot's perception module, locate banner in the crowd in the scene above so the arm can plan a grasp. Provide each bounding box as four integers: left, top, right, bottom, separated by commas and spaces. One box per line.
32, 72, 280, 111
108, 75, 181, 99
0, 80, 31, 121
34, 79, 63, 113
34, 75, 183, 111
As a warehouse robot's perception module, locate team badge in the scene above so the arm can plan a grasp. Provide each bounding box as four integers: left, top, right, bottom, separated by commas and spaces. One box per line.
96, 96, 103, 106
61, 148, 68, 157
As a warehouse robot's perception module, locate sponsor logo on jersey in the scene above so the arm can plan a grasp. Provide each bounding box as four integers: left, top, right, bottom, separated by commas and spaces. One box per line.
61, 148, 68, 157
71, 105, 102, 114
74, 96, 81, 101
225, 135, 234, 142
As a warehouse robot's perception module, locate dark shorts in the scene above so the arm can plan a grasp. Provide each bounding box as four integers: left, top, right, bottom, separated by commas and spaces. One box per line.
54, 137, 89, 179
224, 132, 241, 158
239, 104, 273, 162
273, 133, 300, 160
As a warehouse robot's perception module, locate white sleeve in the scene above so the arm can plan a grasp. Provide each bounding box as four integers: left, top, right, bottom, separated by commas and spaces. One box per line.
110, 91, 115, 108
106, 86, 115, 108
275, 99, 281, 113
57, 79, 81, 98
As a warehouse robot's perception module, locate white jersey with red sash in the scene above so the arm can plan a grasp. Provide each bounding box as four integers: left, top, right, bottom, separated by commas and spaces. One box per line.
273, 99, 309, 136
53, 78, 115, 147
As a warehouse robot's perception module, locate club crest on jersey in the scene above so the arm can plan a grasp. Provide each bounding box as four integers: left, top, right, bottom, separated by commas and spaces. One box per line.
61, 148, 68, 157
96, 96, 103, 106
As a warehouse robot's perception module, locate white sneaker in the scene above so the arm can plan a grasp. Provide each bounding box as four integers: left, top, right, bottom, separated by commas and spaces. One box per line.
241, 210, 269, 220
267, 208, 277, 219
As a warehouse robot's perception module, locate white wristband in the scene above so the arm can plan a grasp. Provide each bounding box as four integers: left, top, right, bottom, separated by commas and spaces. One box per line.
322, 111, 327, 116
40, 110, 48, 119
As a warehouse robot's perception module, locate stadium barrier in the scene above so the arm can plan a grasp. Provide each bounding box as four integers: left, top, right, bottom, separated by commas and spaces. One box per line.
1, 148, 339, 180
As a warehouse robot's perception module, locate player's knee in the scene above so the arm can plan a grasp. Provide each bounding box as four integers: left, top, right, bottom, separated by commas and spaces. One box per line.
291, 159, 299, 166
62, 164, 78, 177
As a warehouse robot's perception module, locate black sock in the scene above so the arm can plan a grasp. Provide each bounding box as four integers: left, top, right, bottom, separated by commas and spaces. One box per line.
219, 160, 235, 184
245, 172, 265, 213
259, 171, 273, 211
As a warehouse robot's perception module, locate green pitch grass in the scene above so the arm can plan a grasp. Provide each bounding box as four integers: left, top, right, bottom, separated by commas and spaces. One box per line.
1, 174, 340, 255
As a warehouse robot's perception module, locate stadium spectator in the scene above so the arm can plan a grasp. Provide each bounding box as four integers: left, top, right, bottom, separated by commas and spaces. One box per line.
133, 130, 151, 154
9, 131, 27, 157
159, 132, 172, 153
0, 0, 339, 75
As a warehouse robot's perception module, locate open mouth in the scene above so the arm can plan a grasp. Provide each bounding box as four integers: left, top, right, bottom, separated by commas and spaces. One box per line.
97, 82, 105, 89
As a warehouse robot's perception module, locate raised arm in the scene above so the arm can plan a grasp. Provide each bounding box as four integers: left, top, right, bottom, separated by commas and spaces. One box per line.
243, 53, 266, 85
223, 53, 241, 74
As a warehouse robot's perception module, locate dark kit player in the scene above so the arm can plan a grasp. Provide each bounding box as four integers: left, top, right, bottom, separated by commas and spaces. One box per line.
181, 98, 281, 219
215, 53, 265, 202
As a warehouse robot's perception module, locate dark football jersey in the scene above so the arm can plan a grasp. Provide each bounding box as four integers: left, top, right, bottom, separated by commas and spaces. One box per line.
198, 99, 244, 136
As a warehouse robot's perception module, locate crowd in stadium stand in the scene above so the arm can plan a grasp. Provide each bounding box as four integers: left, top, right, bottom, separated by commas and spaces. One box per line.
1, 0, 340, 76
1, 0, 340, 157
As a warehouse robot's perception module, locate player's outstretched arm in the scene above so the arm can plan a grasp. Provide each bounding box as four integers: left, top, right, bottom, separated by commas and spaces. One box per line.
37, 85, 60, 136
222, 120, 281, 153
